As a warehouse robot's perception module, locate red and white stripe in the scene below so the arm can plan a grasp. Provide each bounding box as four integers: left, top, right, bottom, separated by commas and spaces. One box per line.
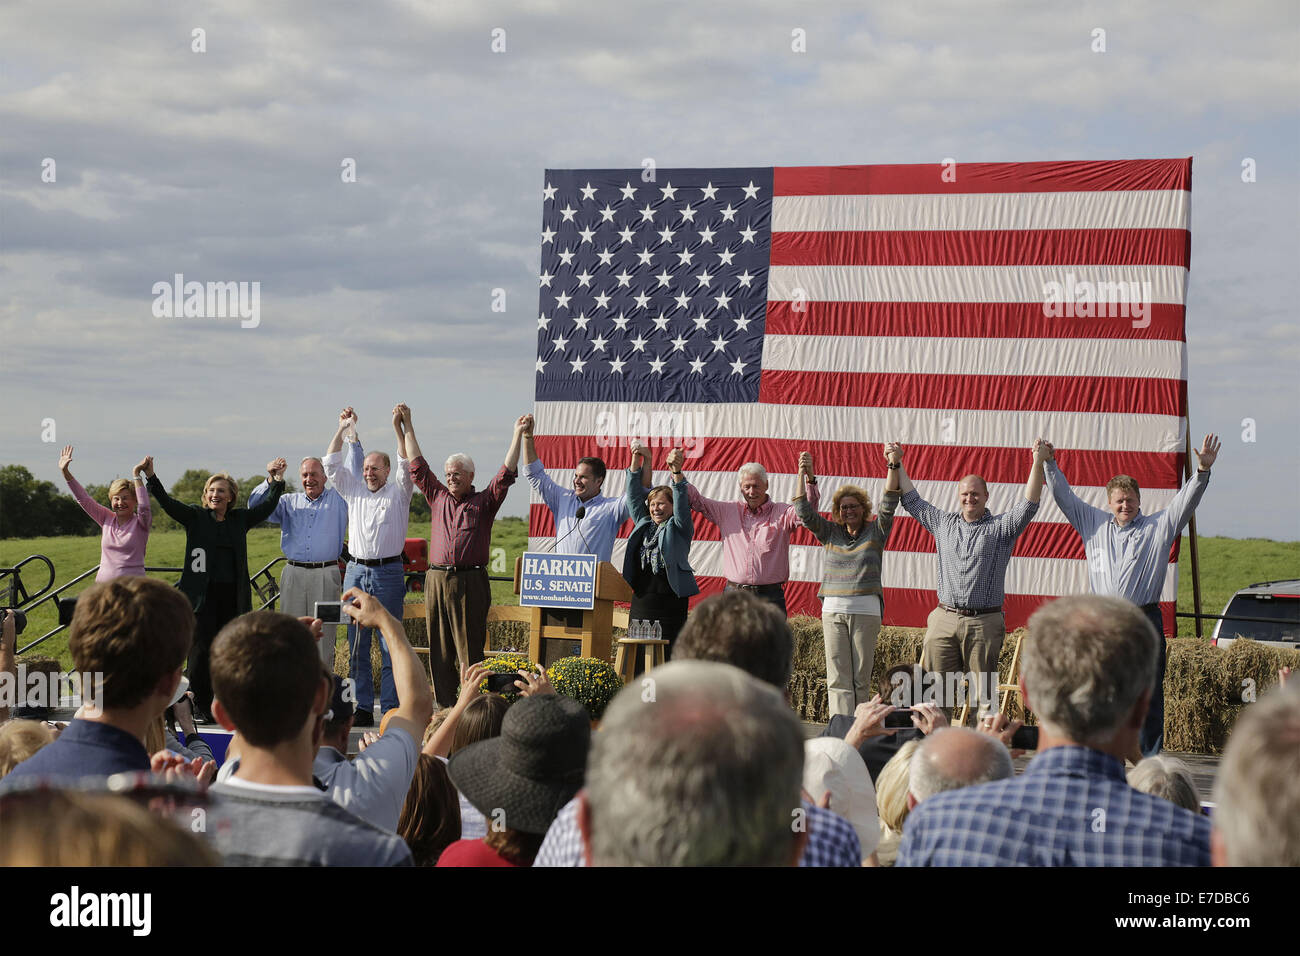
530, 159, 1192, 631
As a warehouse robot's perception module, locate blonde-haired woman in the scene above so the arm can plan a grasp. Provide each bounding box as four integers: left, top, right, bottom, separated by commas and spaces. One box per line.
142, 456, 286, 721
58, 445, 152, 581
795, 450, 901, 717
872, 737, 921, 867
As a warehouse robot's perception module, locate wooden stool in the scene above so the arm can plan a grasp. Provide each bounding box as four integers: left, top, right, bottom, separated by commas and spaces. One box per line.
614, 638, 669, 683
953, 630, 1026, 727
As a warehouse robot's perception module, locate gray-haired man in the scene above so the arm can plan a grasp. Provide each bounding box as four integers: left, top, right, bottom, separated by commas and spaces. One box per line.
1212, 683, 1300, 867
906, 726, 1013, 810
686, 456, 818, 615
249, 424, 362, 668
579, 659, 808, 866
899, 595, 1211, 866
405, 408, 524, 706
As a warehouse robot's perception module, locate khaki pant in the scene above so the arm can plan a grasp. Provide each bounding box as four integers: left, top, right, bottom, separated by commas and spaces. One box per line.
280, 563, 344, 669
425, 567, 489, 707
920, 606, 1005, 715
822, 612, 882, 718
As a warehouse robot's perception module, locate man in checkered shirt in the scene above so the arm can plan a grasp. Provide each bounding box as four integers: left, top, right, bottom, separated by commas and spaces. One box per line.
890, 441, 1046, 712
898, 595, 1211, 866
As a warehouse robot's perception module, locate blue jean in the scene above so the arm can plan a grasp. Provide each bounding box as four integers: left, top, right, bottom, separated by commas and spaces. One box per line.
342, 561, 405, 714
1140, 604, 1167, 757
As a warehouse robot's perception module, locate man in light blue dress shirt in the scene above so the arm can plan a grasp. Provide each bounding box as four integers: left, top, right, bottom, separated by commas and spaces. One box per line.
249, 422, 362, 667
520, 415, 651, 562
1041, 433, 1220, 756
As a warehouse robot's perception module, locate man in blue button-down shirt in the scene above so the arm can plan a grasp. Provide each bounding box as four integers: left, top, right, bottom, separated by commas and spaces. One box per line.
249, 423, 362, 668
893, 441, 1046, 712
898, 594, 1211, 867
1041, 434, 1220, 755
519, 415, 651, 562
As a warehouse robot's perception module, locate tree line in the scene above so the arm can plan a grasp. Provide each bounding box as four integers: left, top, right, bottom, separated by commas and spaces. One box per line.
0, 465, 434, 539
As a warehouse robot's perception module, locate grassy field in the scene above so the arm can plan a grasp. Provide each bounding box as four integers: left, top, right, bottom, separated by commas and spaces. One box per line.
1175, 536, 1300, 636
3, 524, 1295, 667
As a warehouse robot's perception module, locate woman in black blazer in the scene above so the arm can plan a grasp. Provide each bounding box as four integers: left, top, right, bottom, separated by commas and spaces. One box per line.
142, 455, 286, 719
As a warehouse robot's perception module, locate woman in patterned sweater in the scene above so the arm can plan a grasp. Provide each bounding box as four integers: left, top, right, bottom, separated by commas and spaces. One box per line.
795, 447, 901, 717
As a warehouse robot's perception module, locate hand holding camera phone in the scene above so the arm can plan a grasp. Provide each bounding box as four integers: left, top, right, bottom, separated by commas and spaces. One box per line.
883, 707, 915, 729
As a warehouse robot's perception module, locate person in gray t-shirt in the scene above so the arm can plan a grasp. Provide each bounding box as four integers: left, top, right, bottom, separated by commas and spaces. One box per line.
315, 675, 420, 833
200, 601, 425, 865
206, 780, 411, 866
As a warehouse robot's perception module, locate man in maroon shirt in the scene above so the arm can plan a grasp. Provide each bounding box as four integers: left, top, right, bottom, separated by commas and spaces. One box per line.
399, 405, 525, 705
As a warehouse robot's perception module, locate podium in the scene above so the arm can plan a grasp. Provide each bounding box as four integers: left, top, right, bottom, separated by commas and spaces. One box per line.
514, 557, 633, 665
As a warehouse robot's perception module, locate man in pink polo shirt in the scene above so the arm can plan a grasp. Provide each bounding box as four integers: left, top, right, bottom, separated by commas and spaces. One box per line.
686, 455, 817, 616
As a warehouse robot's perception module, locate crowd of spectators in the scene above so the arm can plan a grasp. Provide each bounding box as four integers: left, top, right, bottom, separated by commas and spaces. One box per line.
0, 581, 1295, 869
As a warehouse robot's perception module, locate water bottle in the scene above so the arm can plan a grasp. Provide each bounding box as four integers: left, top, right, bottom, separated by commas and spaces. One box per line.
652, 620, 663, 641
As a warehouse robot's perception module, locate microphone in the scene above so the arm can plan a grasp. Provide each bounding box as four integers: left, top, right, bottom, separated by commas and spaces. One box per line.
541, 505, 590, 554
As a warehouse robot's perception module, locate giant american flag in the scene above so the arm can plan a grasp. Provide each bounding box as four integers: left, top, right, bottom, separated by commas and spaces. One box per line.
529, 160, 1192, 631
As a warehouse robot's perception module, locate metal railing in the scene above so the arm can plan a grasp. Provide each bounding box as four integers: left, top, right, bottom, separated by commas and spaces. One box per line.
10, 555, 289, 655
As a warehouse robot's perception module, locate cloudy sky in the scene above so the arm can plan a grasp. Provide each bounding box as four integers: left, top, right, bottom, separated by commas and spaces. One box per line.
2, 0, 1297, 539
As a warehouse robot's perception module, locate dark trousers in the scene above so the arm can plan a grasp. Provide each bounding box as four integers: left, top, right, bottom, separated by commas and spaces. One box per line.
1140, 603, 1167, 756
426, 567, 489, 707
191, 582, 238, 714
724, 581, 787, 616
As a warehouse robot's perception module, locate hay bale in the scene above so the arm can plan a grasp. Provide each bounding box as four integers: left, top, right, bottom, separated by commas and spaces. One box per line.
786, 671, 828, 723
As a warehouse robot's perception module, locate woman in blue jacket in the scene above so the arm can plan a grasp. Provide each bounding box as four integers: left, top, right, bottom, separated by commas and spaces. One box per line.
623, 446, 699, 664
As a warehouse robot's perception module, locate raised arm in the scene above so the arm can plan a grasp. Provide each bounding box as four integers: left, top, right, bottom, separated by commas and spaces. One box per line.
142, 459, 198, 527
685, 480, 728, 524
244, 458, 287, 526
59, 445, 113, 526
795, 451, 835, 543
637, 443, 653, 492
626, 464, 651, 524
343, 428, 364, 477
1158, 433, 1218, 538
132, 464, 151, 526
884, 442, 903, 495
343, 588, 434, 742
246, 458, 289, 523
504, 415, 527, 473
665, 448, 694, 539
884, 442, 914, 495
397, 404, 419, 462
1025, 440, 1047, 504
327, 407, 355, 457
422, 661, 492, 758
890, 444, 943, 532
875, 486, 902, 542
1039, 441, 1105, 532
994, 444, 1043, 538
521, 414, 538, 465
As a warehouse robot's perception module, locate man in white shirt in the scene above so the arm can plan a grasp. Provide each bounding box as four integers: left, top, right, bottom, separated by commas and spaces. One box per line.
313, 590, 433, 832
323, 406, 415, 725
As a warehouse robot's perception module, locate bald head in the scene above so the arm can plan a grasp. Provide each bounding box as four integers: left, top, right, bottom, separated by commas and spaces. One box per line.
957, 474, 990, 522
909, 727, 1013, 803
